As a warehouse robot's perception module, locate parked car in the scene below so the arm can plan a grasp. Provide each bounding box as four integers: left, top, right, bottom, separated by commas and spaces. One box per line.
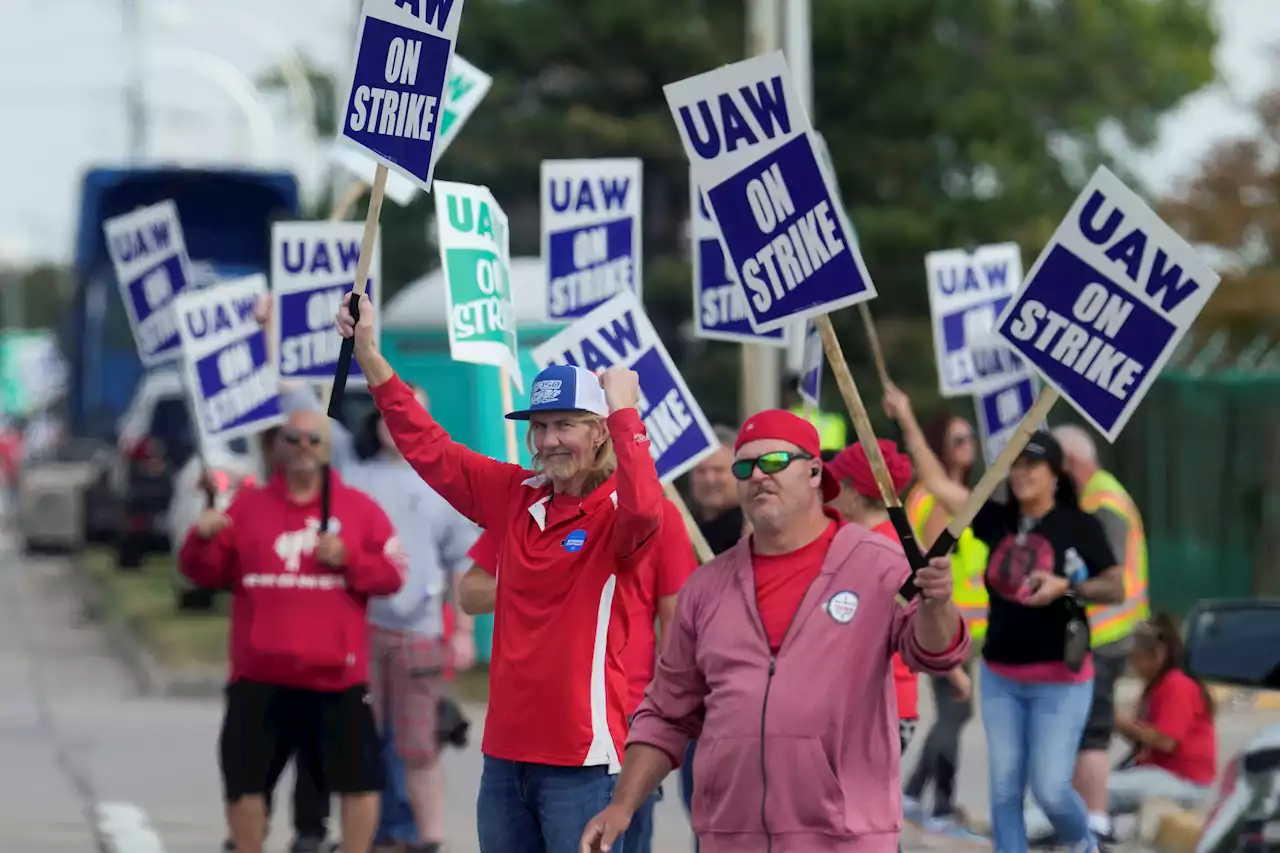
1183, 599, 1280, 853
167, 435, 264, 610
17, 437, 116, 554
112, 370, 199, 568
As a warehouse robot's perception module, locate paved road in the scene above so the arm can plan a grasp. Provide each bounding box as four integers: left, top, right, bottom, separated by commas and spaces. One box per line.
2, 546, 1277, 852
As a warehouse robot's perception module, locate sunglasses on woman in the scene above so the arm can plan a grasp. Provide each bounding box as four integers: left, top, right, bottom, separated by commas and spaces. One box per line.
731, 450, 814, 481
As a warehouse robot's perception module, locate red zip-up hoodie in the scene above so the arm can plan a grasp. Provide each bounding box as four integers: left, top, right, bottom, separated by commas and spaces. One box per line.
179, 470, 404, 691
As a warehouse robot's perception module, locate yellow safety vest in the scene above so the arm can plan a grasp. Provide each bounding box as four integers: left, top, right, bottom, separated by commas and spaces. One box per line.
907, 487, 989, 641
788, 406, 847, 451
1081, 470, 1149, 647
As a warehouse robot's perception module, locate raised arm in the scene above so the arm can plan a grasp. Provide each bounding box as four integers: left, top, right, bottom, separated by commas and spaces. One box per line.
883, 383, 970, 517
599, 369, 665, 564
339, 292, 526, 528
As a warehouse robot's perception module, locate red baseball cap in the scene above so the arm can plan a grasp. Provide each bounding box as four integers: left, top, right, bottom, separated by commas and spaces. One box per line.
826, 439, 913, 500
735, 409, 841, 503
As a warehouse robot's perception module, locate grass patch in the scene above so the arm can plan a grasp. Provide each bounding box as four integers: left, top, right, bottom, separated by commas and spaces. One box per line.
82, 548, 229, 669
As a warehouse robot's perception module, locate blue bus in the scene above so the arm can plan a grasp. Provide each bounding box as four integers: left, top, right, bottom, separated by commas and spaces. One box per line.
66, 167, 301, 438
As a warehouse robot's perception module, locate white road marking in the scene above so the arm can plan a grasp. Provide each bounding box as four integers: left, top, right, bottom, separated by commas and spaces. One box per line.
96, 802, 167, 853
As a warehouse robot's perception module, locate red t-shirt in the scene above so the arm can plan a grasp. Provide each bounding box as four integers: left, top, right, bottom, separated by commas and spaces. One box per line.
871, 520, 920, 720
469, 501, 698, 714
1136, 669, 1217, 785
753, 520, 839, 652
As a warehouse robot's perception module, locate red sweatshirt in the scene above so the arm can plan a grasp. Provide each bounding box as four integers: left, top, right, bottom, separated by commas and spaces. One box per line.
179, 470, 404, 691
370, 374, 666, 771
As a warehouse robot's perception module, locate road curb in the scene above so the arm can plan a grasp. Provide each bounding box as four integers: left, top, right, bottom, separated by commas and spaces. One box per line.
66, 555, 224, 699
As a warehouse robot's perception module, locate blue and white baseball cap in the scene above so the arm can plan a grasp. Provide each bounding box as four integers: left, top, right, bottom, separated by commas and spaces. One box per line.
506, 364, 610, 421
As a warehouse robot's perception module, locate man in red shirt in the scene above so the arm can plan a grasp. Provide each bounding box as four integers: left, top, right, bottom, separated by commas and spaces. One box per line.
465, 501, 697, 853
337, 293, 671, 853
581, 411, 968, 853
179, 408, 405, 853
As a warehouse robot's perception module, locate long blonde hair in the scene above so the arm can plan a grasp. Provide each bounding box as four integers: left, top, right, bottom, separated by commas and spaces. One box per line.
526, 414, 617, 494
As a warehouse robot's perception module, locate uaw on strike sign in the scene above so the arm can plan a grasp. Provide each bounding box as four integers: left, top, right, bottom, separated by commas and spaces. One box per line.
541, 158, 643, 321
103, 200, 194, 367
690, 172, 787, 346
532, 291, 717, 483
924, 242, 1028, 398
435, 180, 521, 389
175, 275, 283, 447
332, 52, 492, 207
272, 222, 382, 383
666, 52, 876, 334
339, 0, 467, 192
994, 166, 1221, 442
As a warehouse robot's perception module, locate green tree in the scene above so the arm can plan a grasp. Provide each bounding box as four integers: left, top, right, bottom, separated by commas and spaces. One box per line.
264, 0, 1218, 420
1160, 79, 1280, 351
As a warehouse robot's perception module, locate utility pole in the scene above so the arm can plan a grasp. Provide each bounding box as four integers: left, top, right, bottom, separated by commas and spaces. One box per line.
121, 0, 147, 162
741, 0, 782, 420
782, 0, 812, 375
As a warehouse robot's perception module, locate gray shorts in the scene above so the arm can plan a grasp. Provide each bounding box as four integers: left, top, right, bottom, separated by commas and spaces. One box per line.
1081, 640, 1129, 752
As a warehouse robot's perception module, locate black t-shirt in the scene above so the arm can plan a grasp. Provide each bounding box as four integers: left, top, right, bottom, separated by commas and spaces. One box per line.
971, 501, 1117, 666
697, 506, 746, 556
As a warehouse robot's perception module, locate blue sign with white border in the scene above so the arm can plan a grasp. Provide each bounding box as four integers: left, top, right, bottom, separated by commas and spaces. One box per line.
994, 166, 1221, 442
691, 170, 788, 347
665, 51, 877, 334
974, 374, 1042, 467
531, 291, 717, 483
925, 242, 1028, 398
541, 158, 643, 321
338, 0, 467, 193
175, 274, 284, 447
103, 200, 194, 367
271, 221, 381, 384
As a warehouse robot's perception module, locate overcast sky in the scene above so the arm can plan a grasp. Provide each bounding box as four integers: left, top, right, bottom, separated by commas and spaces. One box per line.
0, 0, 1277, 264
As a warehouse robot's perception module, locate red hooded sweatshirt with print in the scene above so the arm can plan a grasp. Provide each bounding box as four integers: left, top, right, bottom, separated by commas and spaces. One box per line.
179, 470, 404, 691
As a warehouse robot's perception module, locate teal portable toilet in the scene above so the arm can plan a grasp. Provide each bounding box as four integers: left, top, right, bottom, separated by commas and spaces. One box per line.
381, 256, 564, 663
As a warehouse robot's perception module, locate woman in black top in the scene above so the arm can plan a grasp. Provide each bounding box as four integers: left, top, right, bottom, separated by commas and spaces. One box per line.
885, 385, 1123, 853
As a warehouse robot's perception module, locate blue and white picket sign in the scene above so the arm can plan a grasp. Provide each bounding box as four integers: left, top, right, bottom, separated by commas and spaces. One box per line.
339, 0, 468, 193
271, 222, 381, 384
103, 200, 194, 368
974, 375, 1043, 467
691, 171, 789, 347
175, 275, 284, 447
664, 51, 877, 334
541, 158, 643, 321
925, 242, 1028, 398
332, 52, 491, 206
994, 166, 1221, 441
531, 290, 717, 483
798, 319, 823, 407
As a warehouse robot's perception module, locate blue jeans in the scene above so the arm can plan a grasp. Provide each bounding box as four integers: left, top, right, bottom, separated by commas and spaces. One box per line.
679, 740, 698, 853
622, 785, 661, 853
980, 662, 1095, 853
477, 757, 622, 853
375, 719, 419, 844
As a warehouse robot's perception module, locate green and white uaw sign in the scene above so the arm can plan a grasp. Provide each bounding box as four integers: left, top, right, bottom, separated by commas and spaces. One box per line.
331, 55, 494, 206
434, 181, 521, 390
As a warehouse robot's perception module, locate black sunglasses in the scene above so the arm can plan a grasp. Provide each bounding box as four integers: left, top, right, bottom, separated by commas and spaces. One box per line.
731, 450, 814, 481
281, 429, 324, 446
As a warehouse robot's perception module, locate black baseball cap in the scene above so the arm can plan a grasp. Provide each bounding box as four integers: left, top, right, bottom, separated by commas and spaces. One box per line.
1018, 430, 1065, 475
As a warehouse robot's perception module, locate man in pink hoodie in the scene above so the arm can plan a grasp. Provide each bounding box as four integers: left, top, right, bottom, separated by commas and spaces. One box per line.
581, 410, 970, 853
